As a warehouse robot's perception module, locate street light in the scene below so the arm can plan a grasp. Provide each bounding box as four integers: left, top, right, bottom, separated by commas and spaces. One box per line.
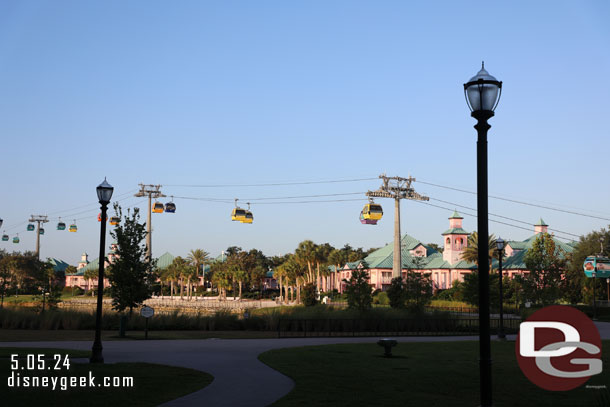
90, 178, 113, 364
464, 62, 502, 407
496, 237, 506, 340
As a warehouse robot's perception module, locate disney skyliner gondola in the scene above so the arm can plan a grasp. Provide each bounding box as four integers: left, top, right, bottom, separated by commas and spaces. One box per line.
583, 242, 610, 319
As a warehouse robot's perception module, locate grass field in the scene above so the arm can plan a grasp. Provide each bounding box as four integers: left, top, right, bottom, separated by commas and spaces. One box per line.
1, 347, 213, 406
259, 340, 610, 407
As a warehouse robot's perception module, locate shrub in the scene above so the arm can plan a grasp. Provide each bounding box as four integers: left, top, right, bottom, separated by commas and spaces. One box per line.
372, 291, 390, 306
387, 277, 406, 308
344, 269, 372, 311
302, 283, 318, 307
62, 286, 84, 296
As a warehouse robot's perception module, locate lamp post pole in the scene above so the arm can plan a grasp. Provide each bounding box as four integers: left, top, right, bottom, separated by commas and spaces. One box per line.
593, 272, 597, 320
90, 178, 113, 364
464, 62, 502, 407
497, 237, 505, 340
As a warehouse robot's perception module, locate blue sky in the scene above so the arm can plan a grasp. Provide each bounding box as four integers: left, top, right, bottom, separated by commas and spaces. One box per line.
1, 1, 609, 264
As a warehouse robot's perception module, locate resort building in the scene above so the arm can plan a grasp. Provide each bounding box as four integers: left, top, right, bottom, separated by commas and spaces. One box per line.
65, 243, 176, 290
335, 213, 575, 292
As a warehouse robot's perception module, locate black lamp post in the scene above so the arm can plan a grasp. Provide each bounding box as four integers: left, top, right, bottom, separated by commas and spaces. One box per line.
464, 62, 502, 407
496, 237, 506, 340
90, 178, 113, 364
592, 272, 597, 320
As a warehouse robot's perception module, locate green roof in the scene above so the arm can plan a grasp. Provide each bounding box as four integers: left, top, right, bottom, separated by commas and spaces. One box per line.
156, 252, 175, 269
351, 234, 470, 270
214, 252, 227, 262
450, 210, 463, 219
68, 257, 100, 276
442, 228, 469, 236
535, 218, 548, 226
499, 234, 574, 269
48, 258, 70, 273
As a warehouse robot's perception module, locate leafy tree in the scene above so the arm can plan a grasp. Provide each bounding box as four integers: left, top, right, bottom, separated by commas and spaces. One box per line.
565, 227, 610, 304
0, 253, 12, 307
404, 271, 433, 310
343, 266, 372, 311
387, 277, 406, 308
523, 232, 566, 305
33, 259, 62, 312
107, 205, 156, 315
302, 283, 317, 306
461, 271, 500, 309
435, 280, 464, 302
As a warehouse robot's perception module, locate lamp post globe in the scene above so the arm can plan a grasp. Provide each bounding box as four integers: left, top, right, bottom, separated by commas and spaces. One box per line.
496, 237, 505, 251
464, 62, 502, 116
465, 62, 501, 407
91, 178, 113, 364
97, 178, 114, 204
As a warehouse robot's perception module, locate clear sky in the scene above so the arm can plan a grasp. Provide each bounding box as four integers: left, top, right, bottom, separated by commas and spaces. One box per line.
1, 1, 609, 265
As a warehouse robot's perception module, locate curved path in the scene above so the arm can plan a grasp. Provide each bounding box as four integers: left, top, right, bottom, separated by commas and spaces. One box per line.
3, 322, 610, 406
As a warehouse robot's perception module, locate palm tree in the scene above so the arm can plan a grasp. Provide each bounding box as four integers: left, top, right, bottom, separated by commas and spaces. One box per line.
461, 231, 498, 268
315, 243, 333, 292
295, 240, 317, 284
231, 266, 248, 299
83, 268, 98, 296
283, 256, 306, 303
211, 262, 231, 300
187, 249, 210, 295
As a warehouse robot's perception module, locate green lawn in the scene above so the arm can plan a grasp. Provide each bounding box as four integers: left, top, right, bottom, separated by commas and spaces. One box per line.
1, 347, 213, 406
259, 340, 610, 407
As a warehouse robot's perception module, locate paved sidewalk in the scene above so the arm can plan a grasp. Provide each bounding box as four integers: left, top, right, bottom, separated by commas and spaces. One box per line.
3, 322, 610, 406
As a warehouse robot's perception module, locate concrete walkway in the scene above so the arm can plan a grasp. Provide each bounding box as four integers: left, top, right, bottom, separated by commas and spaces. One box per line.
2, 322, 610, 406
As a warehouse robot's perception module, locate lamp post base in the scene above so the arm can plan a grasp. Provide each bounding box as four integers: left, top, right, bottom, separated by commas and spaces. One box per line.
90, 342, 104, 363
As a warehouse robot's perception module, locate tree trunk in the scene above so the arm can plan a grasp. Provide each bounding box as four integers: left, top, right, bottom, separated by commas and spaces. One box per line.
279, 275, 283, 302
180, 278, 184, 299
238, 281, 242, 299
170, 280, 174, 297
187, 277, 191, 300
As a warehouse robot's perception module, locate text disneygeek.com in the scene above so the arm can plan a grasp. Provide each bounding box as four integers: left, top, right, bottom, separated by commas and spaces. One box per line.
6, 353, 134, 391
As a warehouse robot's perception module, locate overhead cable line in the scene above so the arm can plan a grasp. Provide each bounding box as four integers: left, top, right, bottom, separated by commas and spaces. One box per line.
429, 197, 582, 238
165, 177, 378, 188
172, 192, 366, 202
175, 196, 365, 205
415, 180, 610, 221
46, 189, 138, 216
415, 200, 577, 242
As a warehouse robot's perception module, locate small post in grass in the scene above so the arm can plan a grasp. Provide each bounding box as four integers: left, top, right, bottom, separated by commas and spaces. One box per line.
377, 338, 397, 357
141, 306, 154, 339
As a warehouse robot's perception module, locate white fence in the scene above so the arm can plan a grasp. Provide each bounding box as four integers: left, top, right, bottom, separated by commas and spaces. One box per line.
60, 296, 280, 311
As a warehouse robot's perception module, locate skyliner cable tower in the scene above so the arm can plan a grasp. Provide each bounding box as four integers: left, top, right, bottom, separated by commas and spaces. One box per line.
366, 175, 429, 278
135, 184, 165, 261
29, 215, 49, 260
